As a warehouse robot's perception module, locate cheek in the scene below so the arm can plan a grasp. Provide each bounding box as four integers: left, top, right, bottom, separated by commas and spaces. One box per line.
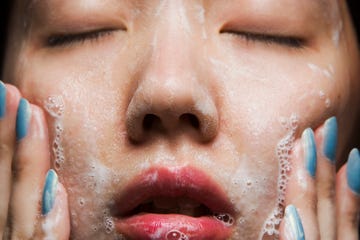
207, 41, 341, 133
17, 43, 134, 164
40, 91, 127, 238
204, 44, 342, 236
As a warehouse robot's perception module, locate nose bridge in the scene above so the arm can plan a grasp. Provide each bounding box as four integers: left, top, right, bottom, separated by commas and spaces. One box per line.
146, 38, 194, 107
150, 0, 194, 86
125, 1, 219, 143
142, 0, 198, 114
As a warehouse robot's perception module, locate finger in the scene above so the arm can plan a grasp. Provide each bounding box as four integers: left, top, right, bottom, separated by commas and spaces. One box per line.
35, 169, 70, 240
39, 170, 70, 240
0, 82, 21, 238
336, 148, 360, 240
314, 117, 337, 239
279, 205, 305, 240
10, 102, 50, 239
284, 128, 319, 239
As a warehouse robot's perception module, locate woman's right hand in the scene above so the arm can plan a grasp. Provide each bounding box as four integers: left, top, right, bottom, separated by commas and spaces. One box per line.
0, 82, 70, 239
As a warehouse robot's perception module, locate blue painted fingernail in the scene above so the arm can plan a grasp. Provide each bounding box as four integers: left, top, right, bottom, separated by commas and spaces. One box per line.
0, 82, 6, 118
346, 148, 360, 195
284, 205, 305, 240
16, 98, 31, 140
42, 169, 58, 215
302, 128, 317, 177
323, 117, 337, 163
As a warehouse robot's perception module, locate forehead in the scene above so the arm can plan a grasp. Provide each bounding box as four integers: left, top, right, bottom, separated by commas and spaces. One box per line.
21, 0, 338, 28
20, 0, 338, 34
24, 0, 330, 11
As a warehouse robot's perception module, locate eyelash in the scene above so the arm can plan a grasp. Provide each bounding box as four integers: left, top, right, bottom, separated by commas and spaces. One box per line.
46, 28, 304, 49
46, 29, 116, 47
222, 30, 305, 49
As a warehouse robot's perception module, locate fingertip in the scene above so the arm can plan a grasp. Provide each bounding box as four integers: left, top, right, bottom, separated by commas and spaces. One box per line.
302, 128, 317, 177
0, 83, 21, 143
336, 154, 360, 239
0, 81, 6, 118
42, 169, 58, 215
17, 101, 48, 141
322, 117, 337, 163
4, 83, 22, 115
346, 148, 360, 195
42, 176, 70, 240
281, 205, 305, 240
16, 98, 31, 140
3, 83, 21, 100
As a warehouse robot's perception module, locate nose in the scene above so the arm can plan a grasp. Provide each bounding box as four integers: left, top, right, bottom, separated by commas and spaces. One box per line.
126, 26, 218, 143
126, 78, 219, 143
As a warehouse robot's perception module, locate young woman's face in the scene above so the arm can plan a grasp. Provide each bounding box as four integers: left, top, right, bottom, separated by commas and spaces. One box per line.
3, 0, 360, 239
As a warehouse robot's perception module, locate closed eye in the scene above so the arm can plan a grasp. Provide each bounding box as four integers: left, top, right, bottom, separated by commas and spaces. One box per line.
221, 30, 305, 49
46, 28, 119, 47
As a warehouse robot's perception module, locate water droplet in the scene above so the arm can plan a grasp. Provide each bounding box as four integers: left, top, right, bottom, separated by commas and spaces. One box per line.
78, 197, 85, 207
166, 230, 188, 240
104, 217, 114, 234
213, 213, 234, 226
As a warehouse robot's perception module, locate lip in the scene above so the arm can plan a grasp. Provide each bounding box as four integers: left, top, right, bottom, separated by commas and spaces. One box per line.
113, 166, 236, 239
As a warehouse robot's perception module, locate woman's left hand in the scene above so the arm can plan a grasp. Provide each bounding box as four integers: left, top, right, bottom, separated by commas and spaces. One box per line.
279, 117, 360, 240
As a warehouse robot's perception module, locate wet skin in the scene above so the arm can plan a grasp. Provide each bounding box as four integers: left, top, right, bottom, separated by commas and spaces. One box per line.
3, 0, 360, 239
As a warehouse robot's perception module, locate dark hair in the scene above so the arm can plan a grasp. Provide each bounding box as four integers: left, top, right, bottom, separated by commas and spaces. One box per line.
0, 0, 12, 77
348, 0, 360, 40
0, 1, 359, 78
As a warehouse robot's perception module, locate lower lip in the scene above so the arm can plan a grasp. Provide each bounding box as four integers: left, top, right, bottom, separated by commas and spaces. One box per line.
115, 213, 232, 239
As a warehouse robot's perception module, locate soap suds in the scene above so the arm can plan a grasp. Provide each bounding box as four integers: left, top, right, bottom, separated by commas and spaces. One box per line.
43, 94, 124, 239
260, 114, 298, 239
44, 96, 65, 170
307, 63, 334, 81
42, 188, 62, 240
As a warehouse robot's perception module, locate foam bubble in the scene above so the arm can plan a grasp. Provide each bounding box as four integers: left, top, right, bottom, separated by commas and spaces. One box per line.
325, 98, 331, 108
44, 95, 64, 118
213, 213, 235, 226
318, 90, 325, 99
53, 123, 65, 170
104, 216, 115, 234
44, 95, 66, 170
78, 197, 85, 207
166, 230, 189, 240
260, 114, 298, 239
91, 225, 98, 232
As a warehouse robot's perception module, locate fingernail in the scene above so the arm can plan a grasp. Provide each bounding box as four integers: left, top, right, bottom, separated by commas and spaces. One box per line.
323, 116, 337, 163
284, 205, 305, 240
16, 98, 31, 140
302, 128, 317, 177
346, 148, 360, 195
0, 81, 6, 118
42, 169, 58, 215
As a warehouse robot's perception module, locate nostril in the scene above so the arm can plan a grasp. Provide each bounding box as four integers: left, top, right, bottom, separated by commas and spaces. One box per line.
180, 113, 200, 129
143, 114, 161, 130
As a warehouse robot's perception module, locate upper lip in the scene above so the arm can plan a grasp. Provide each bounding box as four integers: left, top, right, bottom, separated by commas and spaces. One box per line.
112, 166, 236, 218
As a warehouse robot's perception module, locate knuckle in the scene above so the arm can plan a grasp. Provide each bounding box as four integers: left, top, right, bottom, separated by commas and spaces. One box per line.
318, 181, 336, 200
0, 143, 13, 160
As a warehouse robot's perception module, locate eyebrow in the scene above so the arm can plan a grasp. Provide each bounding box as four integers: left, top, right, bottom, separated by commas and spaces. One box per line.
25, 0, 327, 9
24, 0, 333, 25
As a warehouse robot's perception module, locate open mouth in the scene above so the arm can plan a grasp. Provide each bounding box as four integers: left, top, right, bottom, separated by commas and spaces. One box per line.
126, 196, 212, 217
113, 167, 236, 240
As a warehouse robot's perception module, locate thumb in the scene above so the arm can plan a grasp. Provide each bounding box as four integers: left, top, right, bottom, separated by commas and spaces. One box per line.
41, 170, 70, 240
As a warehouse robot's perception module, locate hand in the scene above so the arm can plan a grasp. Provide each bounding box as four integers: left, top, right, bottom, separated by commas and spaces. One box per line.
280, 117, 360, 240
0, 82, 70, 239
